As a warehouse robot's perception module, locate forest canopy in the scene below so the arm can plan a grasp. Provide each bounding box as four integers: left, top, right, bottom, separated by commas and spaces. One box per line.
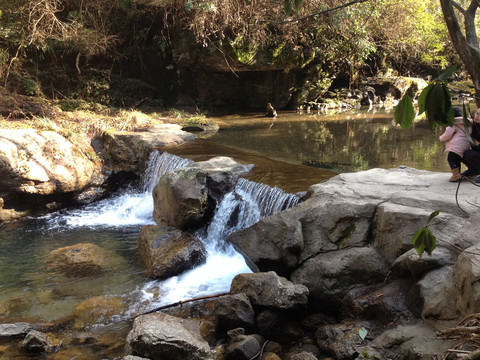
0, 0, 465, 107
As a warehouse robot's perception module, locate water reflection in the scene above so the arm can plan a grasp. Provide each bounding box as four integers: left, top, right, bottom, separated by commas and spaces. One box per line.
167, 109, 447, 192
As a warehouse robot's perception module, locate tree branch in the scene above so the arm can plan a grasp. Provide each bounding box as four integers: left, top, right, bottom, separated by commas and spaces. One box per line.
273, 0, 369, 25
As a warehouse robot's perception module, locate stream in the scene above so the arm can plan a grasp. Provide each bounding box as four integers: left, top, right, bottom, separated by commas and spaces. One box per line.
0, 108, 447, 358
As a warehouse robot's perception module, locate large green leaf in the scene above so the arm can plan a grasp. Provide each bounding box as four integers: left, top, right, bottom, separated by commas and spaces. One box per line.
411, 227, 436, 257
437, 64, 458, 82
394, 94, 415, 129
417, 83, 434, 115
425, 82, 453, 127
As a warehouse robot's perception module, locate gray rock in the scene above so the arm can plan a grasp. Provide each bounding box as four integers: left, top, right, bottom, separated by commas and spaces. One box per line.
137, 225, 207, 279
291, 247, 389, 308
153, 166, 213, 230
417, 266, 457, 320
454, 243, 480, 316
230, 271, 309, 309
392, 246, 456, 279
370, 321, 455, 359
289, 352, 318, 360
0, 322, 33, 337
125, 313, 215, 360
225, 328, 263, 360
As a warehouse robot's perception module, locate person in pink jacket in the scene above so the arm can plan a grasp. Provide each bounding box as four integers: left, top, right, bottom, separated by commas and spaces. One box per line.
439, 106, 472, 182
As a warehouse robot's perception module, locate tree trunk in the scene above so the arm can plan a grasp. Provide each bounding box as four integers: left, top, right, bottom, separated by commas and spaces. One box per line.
440, 0, 480, 107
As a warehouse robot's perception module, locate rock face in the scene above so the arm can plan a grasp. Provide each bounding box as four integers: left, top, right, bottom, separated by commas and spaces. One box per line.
137, 225, 207, 279
229, 167, 480, 318
0, 129, 98, 221
103, 125, 197, 174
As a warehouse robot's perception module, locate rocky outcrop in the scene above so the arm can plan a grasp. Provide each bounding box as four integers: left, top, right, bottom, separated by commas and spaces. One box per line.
0, 128, 99, 221
137, 225, 207, 279
102, 125, 197, 174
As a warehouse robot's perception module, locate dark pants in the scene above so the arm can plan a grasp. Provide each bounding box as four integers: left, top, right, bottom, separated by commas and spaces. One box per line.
462, 149, 480, 175
447, 152, 462, 169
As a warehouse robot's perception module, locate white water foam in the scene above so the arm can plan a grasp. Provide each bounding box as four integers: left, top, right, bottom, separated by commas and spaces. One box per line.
43, 150, 300, 315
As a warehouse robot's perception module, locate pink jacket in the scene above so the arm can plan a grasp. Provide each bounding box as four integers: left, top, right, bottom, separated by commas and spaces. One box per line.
439, 117, 472, 157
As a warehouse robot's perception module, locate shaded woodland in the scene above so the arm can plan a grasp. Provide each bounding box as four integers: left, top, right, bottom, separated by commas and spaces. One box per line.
0, 0, 474, 111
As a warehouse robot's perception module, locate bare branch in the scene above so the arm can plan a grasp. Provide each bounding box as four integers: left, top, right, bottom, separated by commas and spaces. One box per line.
273, 0, 370, 25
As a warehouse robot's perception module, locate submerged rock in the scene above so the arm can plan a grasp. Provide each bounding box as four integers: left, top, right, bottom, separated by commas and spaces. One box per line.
45, 242, 119, 277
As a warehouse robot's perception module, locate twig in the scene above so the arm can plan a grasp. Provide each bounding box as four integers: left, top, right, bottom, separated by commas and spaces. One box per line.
272, 0, 369, 24
133, 292, 229, 318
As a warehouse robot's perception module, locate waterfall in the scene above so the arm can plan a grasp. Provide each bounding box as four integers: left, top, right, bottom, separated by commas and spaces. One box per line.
42, 150, 301, 315
142, 151, 194, 193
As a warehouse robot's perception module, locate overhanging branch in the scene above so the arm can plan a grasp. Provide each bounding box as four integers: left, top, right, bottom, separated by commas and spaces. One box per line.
273, 0, 370, 25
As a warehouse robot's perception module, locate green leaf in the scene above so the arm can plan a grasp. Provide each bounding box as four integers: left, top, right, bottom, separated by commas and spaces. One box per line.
427, 210, 439, 225
425, 82, 453, 127
437, 64, 458, 82
359, 327, 368, 340
412, 227, 427, 256
284, 0, 292, 16
412, 227, 436, 257
394, 94, 415, 130
294, 0, 303, 14
417, 83, 434, 115
423, 228, 436, 256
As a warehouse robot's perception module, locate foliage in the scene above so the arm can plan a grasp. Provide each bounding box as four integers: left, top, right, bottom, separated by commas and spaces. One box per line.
395, 65, 457, 129
411, 211, 438, 256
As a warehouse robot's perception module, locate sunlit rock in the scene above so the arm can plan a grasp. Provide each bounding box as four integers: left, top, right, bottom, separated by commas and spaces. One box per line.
153, 166, 213, 230
45, 242, 118, 277
72, 295, 126, 330
0, 322, 33, 338
102, 125, 196, 173
230, 271, 308, 310
20, 330, 57, 354
0, 129, 96, 195
125, 313, 215, 360
136, 225, 207, 279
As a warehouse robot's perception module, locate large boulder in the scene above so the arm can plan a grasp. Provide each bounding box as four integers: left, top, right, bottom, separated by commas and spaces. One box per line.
230, 271, 309, 310
136, 225, 207, 279
152, 156, 253, 230
102, 125, 196, 174
0, 129, 99, 220
125, 313, 215, 360
153, 166, 213, 230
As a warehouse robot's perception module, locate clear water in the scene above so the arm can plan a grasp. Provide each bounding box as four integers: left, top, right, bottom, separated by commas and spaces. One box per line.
0, 151, 300, 358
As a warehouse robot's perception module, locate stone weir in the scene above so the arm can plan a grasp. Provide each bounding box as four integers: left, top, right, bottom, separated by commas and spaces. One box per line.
123, 166, 480, 359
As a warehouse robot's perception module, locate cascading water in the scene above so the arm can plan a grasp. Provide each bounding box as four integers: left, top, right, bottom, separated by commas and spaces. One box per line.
2, 151, 300, 326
